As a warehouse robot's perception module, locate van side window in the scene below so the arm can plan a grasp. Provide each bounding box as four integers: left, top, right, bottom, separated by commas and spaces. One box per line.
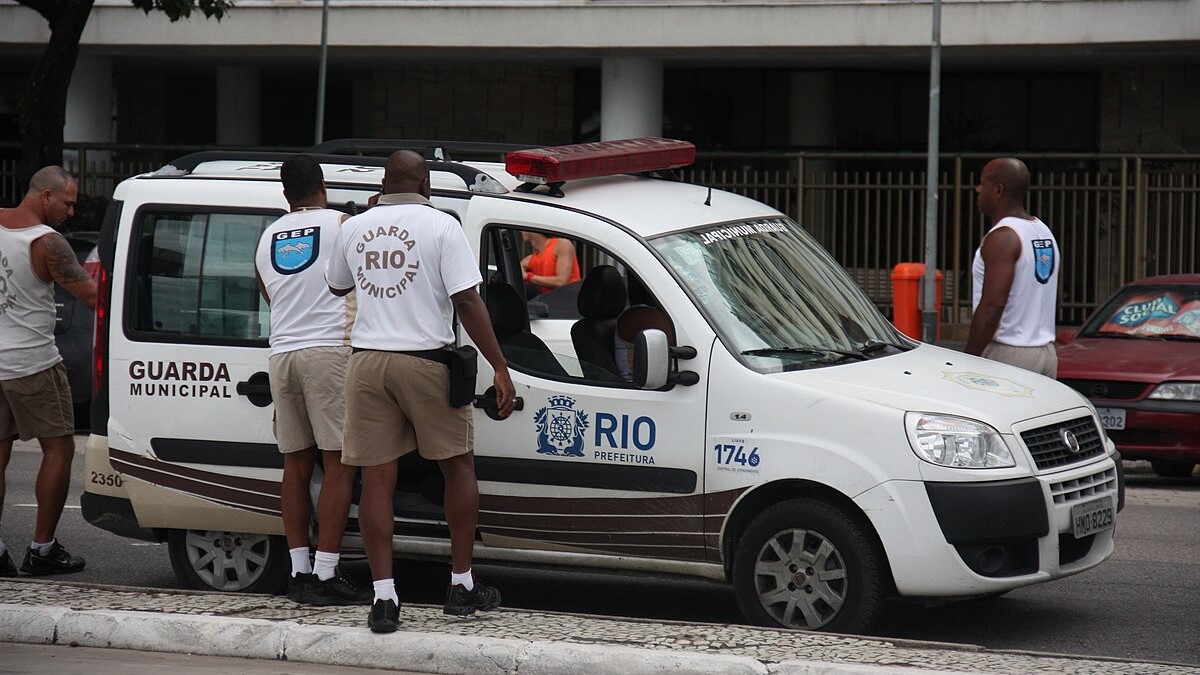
485, 226, 672, 386
129, 210, 276, 342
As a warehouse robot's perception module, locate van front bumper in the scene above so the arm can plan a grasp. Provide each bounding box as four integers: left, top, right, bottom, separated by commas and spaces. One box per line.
856, 457, 1119, 597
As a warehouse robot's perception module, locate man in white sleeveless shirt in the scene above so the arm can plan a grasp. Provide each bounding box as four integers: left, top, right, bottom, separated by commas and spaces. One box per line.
0, 166, 96, 577
327, 150, 515, 634
254, 155, 369, 606
966, 157, 1061, 377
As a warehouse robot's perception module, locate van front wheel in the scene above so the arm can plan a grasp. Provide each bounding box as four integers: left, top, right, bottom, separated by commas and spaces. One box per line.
167, 529, 289, 594
733, 499, 884, 634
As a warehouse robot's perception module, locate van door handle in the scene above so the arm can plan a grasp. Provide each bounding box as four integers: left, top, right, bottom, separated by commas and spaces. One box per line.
236, 371, 273, 408
473, 386, 523, 421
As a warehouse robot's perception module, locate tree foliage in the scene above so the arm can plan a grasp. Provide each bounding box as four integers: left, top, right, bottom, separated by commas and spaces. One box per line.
14, 0, 233, 191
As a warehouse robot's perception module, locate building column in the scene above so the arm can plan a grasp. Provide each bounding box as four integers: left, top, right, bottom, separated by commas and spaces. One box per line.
217, 66, 261, 146
64, 53, 113, 179
600, 57, 663, 141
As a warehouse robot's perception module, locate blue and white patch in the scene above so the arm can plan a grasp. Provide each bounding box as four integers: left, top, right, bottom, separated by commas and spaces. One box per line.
272, 227, 320, 275
1032, 238, 1056, 284
534, 395, 589, 457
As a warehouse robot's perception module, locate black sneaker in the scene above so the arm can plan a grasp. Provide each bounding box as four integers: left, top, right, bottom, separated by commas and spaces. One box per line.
291, 570, 373, 606
444, 581, 501, 616
0, 550, 17, 577
286, 572, 317, 603
368, 598, 400, 634
19, 541, 85, 576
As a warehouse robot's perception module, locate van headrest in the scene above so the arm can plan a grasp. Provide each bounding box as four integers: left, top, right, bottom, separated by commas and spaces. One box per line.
577, 265, 626, 320
486, 282, 530, 336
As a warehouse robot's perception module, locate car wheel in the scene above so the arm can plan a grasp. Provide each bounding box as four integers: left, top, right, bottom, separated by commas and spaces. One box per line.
167, 529, 289, 594
732, 498, 885, 634
1150, 459, 1196, 478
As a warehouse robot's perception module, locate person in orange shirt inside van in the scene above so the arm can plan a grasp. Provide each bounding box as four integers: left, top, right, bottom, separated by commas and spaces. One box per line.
520, 231, 581, 298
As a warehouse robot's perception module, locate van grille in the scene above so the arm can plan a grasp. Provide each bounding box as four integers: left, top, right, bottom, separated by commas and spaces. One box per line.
1021, 416, 1106, 470
1049, 467, 1118, 504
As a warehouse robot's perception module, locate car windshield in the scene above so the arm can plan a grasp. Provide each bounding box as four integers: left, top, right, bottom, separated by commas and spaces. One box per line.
650, 217, 909, 372
1080, 283, 1200, 340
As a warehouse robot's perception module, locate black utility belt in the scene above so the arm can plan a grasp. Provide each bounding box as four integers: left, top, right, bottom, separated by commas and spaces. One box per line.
351, 347, 452, 366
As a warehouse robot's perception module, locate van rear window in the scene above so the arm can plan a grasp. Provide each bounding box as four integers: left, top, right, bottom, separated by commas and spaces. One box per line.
128, 210, 277, 342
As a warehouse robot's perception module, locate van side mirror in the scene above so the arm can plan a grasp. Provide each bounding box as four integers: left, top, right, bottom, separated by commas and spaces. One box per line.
633, 329, 699, 389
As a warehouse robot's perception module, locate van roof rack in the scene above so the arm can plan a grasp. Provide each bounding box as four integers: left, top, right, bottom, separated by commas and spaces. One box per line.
306, 138, 535, 162
156, 151, 507, 194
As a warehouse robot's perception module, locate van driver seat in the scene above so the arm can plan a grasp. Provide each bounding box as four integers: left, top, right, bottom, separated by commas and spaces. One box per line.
571, 265, 627, 381
485, 282, 568, 378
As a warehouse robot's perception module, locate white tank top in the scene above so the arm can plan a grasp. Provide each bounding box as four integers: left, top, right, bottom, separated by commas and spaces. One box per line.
971, 216, 1059, 347
254, 209, 352, 355
0, 223, 62, 380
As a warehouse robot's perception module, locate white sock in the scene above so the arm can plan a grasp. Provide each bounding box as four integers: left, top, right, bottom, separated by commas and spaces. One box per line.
289, 547, 312, 576
372, 579, 398, 604
31, 540, 54, 555
450, 569, 474, 591
313, 550, 339, 581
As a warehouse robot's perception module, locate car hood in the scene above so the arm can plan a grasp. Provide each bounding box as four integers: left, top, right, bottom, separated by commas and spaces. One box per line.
773, 344, 1091, 430
1057, 336, 1200, 381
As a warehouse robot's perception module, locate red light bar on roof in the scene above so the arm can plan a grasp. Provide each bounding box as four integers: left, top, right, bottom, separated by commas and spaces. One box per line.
505, 137, 696, 186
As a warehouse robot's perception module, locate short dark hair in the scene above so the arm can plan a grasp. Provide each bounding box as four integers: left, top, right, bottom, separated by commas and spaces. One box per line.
280, 154, 324, 201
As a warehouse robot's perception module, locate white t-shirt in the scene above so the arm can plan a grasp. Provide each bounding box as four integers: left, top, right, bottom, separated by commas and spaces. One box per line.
0, 223, 61, 379
325, 194, 482, 351
971, 216, 1059, 347
254, 209, 351, 355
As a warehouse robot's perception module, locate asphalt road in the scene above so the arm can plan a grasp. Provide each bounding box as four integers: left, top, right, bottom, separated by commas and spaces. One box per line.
3, 436, 1198, 666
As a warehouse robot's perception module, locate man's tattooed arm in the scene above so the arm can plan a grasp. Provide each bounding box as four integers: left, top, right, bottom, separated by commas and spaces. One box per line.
36, 233, 98, 311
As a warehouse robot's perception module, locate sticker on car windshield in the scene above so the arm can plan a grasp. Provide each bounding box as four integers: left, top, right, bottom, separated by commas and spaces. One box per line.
1101, 292, 1200, 337
942, 371, 1033, 397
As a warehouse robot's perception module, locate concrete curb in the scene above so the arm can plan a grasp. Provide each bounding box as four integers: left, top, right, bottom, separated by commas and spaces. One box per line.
0, 604, 973, 675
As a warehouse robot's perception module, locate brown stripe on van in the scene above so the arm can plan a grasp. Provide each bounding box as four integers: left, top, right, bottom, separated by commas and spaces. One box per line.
111, 447, 281, 495
111, 448, 282, 513
481, 491, 710, 516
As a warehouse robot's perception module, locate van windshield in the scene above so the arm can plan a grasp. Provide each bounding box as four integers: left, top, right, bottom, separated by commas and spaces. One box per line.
651, 217, 909, 371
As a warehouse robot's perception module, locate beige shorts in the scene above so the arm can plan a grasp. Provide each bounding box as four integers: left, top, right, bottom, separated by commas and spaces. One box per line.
982, 341, 1058, 378
342, 350, 473, 467
268, 346, 350, 453
0, 362, 74, 441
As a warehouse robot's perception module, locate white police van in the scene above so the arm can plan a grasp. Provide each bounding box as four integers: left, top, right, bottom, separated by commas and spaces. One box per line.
83, 138, 1121, 633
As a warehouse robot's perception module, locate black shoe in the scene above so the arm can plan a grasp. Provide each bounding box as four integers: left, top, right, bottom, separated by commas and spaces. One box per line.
291, 570, 373, 606
444, 581, 501, 616
0, 550, 17, 577
19, 541, 85, 576
368, 598, 400, 634
286, 572, 317, 603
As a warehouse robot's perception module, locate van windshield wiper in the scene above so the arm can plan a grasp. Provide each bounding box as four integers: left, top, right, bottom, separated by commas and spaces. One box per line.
1092, 331, 1160, 340
742, 346, 868, 361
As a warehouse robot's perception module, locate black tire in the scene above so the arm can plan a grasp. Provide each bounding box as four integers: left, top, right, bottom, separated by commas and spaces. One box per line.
167, 529, 289, 594
1150, 460, 1196, 478
732, 498, 885, 634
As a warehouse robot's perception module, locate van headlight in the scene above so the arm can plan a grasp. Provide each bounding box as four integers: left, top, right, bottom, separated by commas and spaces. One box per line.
905, 413, 1014, 469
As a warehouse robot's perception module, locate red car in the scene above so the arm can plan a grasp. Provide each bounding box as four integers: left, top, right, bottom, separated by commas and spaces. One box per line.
1056, 274, 1200, 478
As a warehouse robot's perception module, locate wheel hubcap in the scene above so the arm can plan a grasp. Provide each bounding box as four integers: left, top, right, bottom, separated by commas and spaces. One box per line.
184, 530, 272, 592
753, 528, 847, 629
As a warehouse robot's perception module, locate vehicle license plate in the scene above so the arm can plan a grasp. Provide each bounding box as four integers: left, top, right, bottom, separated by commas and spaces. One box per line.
1071, 497, 1115, 538
1095, 407, 1126, 430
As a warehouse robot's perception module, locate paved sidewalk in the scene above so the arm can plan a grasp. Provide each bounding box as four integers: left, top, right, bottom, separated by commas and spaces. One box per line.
2, 579, 1198, 674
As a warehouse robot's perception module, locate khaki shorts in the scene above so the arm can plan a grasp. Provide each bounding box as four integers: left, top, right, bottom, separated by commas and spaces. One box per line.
982, 341, 1058, 378
0, 362, 74, 441
268, 346, 350, 453
342, 350, 472, 467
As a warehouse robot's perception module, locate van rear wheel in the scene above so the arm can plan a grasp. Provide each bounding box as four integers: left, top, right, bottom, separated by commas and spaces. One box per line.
167, 529, 289, 594
732, 498, 885, 634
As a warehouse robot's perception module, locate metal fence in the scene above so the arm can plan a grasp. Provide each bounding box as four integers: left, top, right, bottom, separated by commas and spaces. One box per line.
4, 144, 1197, 326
